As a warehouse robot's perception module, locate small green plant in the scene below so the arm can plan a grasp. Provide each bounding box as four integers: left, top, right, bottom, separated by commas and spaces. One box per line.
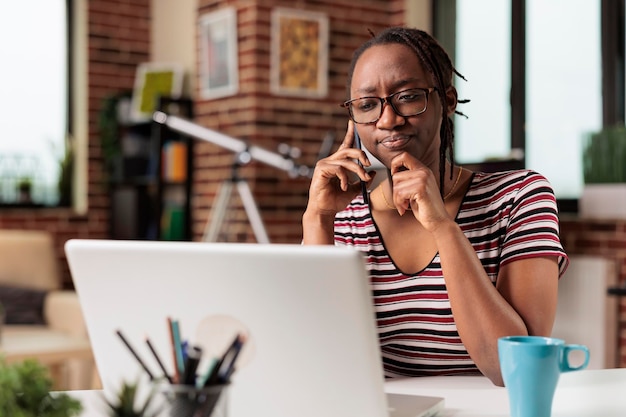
103, 379, 159, 417
583, 125, 626, 184
0, 357, 82, 416
17, 177, 33, 191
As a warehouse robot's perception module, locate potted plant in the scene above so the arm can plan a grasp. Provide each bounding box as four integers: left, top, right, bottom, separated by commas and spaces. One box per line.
0, 302, 4, 343
580, 124, 626, 219
103, 379, 159, 417
17, 177, 33, 204
0, 357, 83, 416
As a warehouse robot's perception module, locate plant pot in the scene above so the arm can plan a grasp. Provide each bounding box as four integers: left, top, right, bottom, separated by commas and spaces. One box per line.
579, 184, 626, 219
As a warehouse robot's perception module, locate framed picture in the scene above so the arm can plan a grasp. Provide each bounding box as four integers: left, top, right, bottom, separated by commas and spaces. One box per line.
270, 8, 329, 98
199, 7, 239, 100
130, 62, 184, 123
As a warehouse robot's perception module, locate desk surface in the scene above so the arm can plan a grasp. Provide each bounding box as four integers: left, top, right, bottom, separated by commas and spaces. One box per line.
66, 367, 626, 417
385, 368, 626, 417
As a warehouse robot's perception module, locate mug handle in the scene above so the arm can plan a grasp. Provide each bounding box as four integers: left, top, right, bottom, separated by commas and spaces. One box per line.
560, 344, 590, 372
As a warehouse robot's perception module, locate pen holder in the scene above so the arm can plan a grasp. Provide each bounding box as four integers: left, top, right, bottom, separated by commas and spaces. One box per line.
160, 384, 229, 417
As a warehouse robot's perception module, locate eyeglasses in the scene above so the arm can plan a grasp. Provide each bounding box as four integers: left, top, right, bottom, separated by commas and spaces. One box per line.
341, 87, 437, 124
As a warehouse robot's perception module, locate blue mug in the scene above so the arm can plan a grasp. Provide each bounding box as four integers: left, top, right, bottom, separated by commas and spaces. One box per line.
498, 336, 590, 417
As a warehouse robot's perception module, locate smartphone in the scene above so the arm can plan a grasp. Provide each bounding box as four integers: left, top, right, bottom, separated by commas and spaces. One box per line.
353, 129, 370, 206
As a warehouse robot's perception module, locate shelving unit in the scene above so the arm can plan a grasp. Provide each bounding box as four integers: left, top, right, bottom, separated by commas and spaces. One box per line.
109, 96, 193, 241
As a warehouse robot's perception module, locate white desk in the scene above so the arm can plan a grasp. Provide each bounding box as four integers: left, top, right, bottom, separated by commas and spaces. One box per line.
66, 368, 626, 416
384, 368, 626, 417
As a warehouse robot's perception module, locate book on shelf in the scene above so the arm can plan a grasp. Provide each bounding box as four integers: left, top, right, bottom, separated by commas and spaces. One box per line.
161, 141, 187, 182
160, 204, 185, 241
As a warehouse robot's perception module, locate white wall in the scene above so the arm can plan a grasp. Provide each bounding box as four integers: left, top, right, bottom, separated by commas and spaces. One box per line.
406, 0, 432, 32
151, 0, 199, 96
552, 256, 618, 369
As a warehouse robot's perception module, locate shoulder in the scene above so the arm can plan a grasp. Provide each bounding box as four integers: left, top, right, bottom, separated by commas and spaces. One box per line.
469, 169, 555, 200
471, 169, 551, 189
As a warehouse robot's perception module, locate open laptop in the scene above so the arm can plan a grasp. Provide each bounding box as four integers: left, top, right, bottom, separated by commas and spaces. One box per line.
65, 239, 444, 417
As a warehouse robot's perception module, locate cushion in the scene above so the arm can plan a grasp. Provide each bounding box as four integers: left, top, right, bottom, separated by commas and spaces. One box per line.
0, 284, 47, 325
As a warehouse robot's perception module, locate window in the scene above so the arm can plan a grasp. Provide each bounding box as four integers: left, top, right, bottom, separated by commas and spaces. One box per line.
526, 0, 602, 199
436, 0, 618, 206
0, 0, 69, 206
454, 0, 511, 164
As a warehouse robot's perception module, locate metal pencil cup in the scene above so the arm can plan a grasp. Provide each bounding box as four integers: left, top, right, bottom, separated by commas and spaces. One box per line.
161, 384, 229, 417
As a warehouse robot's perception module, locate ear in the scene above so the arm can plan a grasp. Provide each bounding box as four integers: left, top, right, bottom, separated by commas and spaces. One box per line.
445, 86, 458, 117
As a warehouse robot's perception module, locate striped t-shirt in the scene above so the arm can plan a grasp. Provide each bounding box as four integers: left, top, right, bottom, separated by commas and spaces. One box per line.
334, 170, 569, 378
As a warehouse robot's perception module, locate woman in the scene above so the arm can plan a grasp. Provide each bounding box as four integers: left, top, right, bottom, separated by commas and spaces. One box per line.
302, 27, 568, 386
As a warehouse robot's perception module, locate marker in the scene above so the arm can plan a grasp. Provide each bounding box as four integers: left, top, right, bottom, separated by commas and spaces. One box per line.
197, 357, 218, 388
182, 345, 203, 385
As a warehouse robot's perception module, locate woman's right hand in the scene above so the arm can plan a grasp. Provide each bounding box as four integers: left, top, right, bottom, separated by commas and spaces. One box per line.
305, 122, 375, 216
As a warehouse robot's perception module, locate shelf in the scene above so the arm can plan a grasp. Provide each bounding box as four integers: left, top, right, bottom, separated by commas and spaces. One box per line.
109, 96, 193, 241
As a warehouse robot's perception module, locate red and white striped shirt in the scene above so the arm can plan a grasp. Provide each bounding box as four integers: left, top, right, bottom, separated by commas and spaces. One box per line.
334, 170, 569, 378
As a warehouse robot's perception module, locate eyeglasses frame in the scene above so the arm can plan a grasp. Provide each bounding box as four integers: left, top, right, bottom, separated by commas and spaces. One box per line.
341, 87, 438, 124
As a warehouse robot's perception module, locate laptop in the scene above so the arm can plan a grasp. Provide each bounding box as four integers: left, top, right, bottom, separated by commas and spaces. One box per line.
65, 239, 444, 417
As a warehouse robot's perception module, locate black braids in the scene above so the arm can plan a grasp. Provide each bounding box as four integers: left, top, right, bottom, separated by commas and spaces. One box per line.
405, 29, 455, 194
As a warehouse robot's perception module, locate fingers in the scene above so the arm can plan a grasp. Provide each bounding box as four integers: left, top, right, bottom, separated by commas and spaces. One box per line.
314, 157, 373, 188
338, 120, 355, 150
387, 157, 434, 216
389, 152, 424, 175
329, 121, 370, 168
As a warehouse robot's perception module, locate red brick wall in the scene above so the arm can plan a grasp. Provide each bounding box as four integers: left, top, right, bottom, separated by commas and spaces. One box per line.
560, 217, 626, 367
0, 0, 151, 288
192, 0, 406, 243
0, 0, 405, 283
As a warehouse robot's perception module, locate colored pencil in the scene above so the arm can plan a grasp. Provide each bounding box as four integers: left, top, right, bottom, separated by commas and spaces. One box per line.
115, 329, 155, 381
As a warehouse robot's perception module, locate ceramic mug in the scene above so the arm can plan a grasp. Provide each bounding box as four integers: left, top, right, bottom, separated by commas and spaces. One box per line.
498, 336, 590, 417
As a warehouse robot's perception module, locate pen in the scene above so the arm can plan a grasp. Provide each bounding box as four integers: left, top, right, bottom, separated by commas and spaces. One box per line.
182, 340, 189, 363
217, 334, 245, 384
115, 329, 155, 381
145, 336, 173, 384
204, 333, 242, 386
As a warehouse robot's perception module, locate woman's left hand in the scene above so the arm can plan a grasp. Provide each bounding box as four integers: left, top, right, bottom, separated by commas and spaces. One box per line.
388, 152, 453, 231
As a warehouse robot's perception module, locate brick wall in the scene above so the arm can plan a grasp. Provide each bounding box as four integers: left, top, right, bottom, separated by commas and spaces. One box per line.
0, 0, 151, 287
560, 217, 626, 367
192, 0, 405, 243
0, 0, 405, 282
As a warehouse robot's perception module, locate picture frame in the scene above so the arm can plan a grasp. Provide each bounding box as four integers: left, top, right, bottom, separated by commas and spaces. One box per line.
129, 62, 184, 123
270, 8, 329, 98
198, 7, 239, 100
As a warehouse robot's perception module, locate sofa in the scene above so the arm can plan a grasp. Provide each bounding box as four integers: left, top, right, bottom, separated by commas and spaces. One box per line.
0, 229, 96, 390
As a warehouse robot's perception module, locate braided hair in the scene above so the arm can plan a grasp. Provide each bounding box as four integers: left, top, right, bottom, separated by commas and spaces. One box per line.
346, 27, 469, 197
